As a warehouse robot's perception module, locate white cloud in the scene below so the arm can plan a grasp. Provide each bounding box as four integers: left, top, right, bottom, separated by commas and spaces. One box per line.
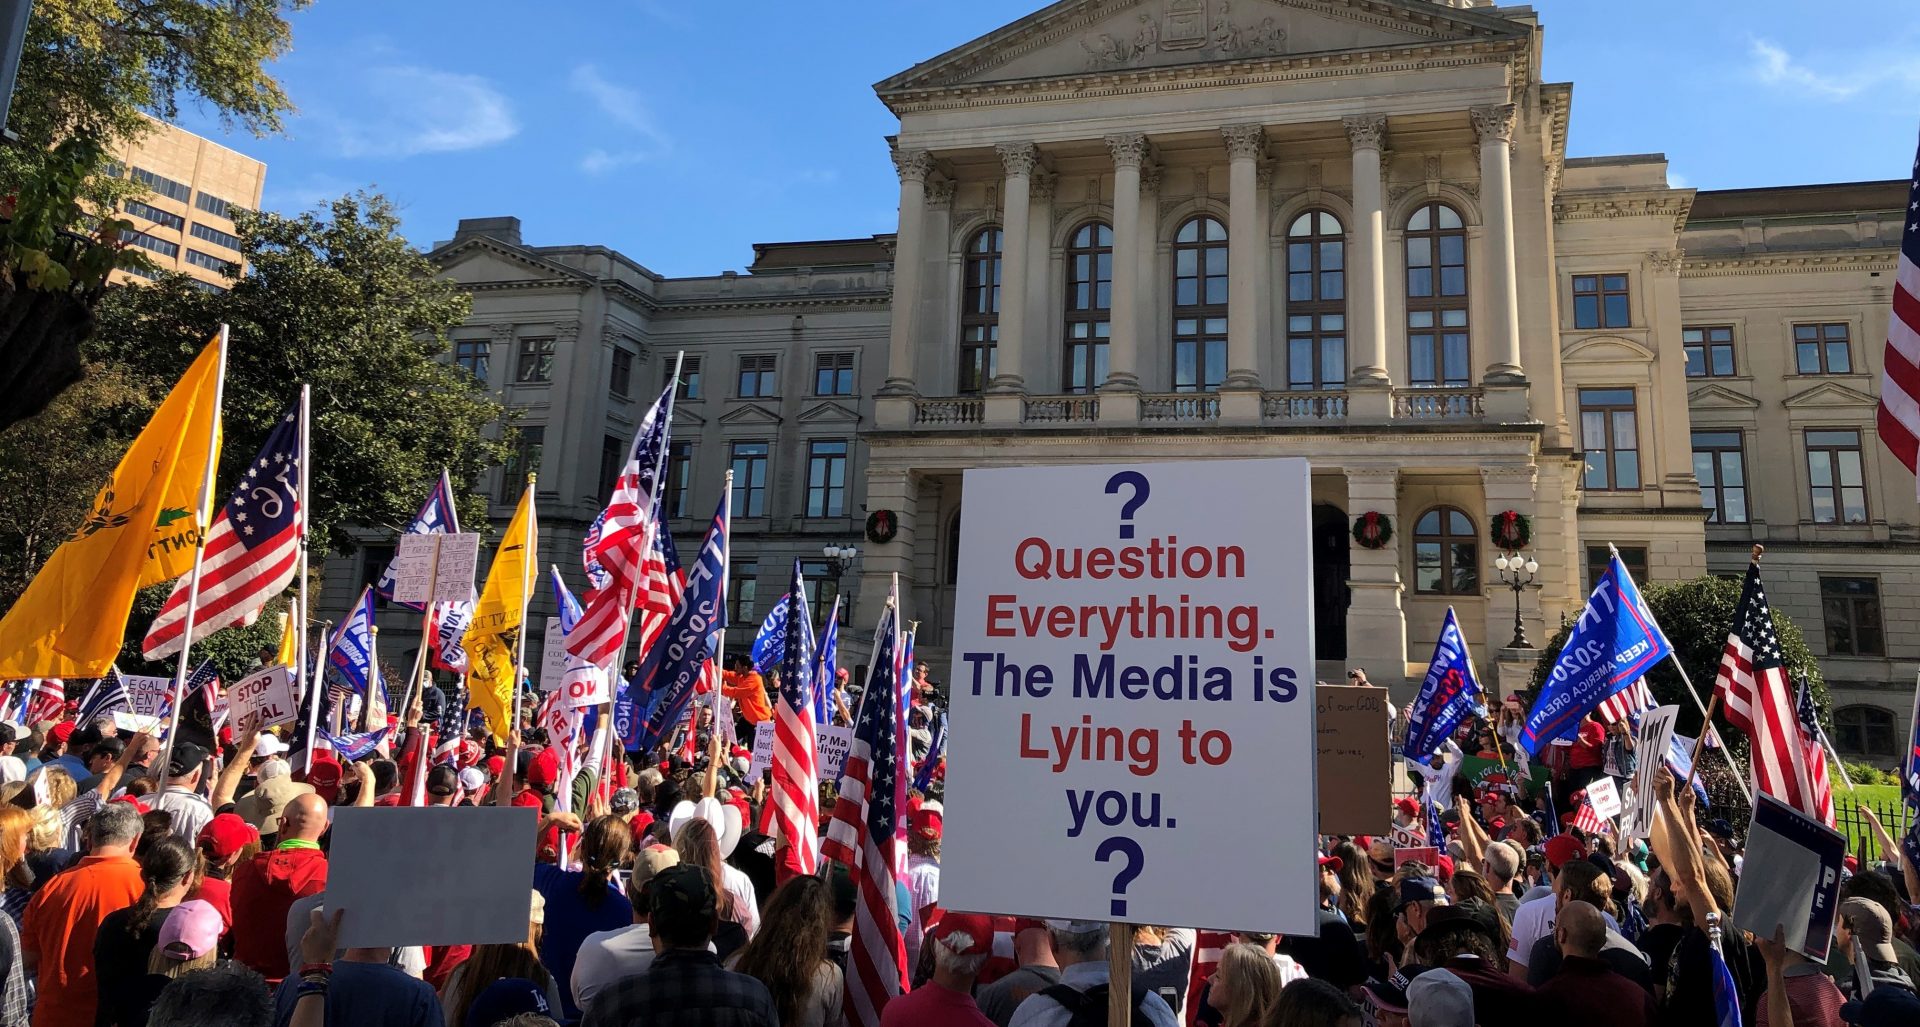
326, 66, 518, 158
1747, 38, 1920, 101
569, 64, 670, 174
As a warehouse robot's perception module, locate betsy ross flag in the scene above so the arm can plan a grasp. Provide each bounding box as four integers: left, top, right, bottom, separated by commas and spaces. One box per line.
569, 386, 673, 667
1875, 127, 1920, 492
822, 585, 909, 1026
769, 562, 820, 876
1715, 560, 1833, 826
143, 402, 303, 659
376, 469, 473, 673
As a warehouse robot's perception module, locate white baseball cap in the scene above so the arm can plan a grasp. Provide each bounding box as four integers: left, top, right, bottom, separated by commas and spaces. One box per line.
253, 734, 289, 758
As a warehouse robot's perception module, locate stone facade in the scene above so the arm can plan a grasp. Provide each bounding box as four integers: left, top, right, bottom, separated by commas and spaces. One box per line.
324, 0, 1917, 766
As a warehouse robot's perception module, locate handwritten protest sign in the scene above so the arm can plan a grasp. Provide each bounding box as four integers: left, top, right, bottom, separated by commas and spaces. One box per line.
121, 675, 173, 718
1316, 685, 1390, 836
943, 459, 1316, 933
230, 665, 296, 735
538, 619, 567, 692
391, 533, 481, 606
328, 806, 535, 948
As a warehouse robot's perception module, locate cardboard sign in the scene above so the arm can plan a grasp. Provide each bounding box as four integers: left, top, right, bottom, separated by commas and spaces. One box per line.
561, 664, 611, 710
1394, 846, 1441, 869
327, 806, 536, 948
1316, 685, 1391, 836
539, 619, 568, 692
112, 711, 161, 735
749, 721, 855, 781
1586, 776, 1622, 820
391, 533, 482, 605
230, 665, 297, 735
943, 459, 1317, 933
1624, 705, 1680, 839
121, 675, 173, 718
1733, 794, 1845, 961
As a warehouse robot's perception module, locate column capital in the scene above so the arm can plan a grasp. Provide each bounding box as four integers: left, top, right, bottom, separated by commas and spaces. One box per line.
1342, 114, 1388, 151
1470, 104, 1517, 145
1139, 161, 1164, 194
488, 322, 515, 344
891, 147, 935, 183
1478, 464, 1537, 488
1647, 248, 1684, 275
925, 178, 957, 209
1030, 170, 1058, 203
1221, 123, 1268, 162
995, 140, 1039, 178
1104, 132, 1150, 169
1344, 466, 1401, 489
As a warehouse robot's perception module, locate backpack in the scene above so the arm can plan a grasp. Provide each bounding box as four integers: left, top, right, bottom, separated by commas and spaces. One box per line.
1040, 982, 1157, 1027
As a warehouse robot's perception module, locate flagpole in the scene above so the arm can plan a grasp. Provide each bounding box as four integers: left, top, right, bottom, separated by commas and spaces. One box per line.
158, 324, 230, 775
303, 619, 331, 773
509, 475, 538, 739
702, 464, 732, 801
292, 383, 311, 718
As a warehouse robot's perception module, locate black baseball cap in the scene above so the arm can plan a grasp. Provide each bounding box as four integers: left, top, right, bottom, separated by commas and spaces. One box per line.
425, 765, 459, 797
645, 863, 717, 920
167, 741, 210, 777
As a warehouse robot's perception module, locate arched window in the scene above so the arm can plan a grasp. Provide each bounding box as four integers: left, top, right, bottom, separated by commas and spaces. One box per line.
1063, 222, 1113, 394
1413, 506, 1478, 595
1834, 705, 1896, 757
959, 227, 1003, 394
1406, 203, 1469, 387
1286, 210, 1346, 391
1172, 215, 1228, 392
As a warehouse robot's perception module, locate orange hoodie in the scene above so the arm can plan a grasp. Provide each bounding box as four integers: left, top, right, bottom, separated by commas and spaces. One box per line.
723, 669, 773, 724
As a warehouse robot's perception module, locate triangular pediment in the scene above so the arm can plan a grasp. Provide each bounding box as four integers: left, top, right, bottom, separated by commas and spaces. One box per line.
670, 405, 707, 429
877, 0, 1526, 95
797, 401, 862, 425
717, 403, 783, 427
1686, 383, 1761, 411
1783, 381, 1877, 410
432, 236, 592, 288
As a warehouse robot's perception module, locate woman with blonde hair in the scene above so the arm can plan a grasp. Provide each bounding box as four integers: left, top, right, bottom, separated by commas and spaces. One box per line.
440, 890, 564, 1026
729, 875, 843, 1027
1207, 942, 1284, 1027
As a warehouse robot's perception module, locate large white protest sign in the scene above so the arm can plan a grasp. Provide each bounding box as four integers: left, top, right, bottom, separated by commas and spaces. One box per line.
943, 459, 1316, 933
539, 619, 568, 692
1624, 705, 1679, 839
749, 721, 854, 780
561, 664, 611, 710
121, 676, 173, 718
328, 806, 536, 948
1585, 776, 1622, 820
230, 665, 297, 735
1733, 794, 1845, 960
391, 533, 482, 606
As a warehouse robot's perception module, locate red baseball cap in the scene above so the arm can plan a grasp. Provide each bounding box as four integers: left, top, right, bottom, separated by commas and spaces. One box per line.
1394, 797, 1419, 817
1544, 835, 1588, 868
112, 794, 147, 813
1435, 854, 1455, 881
927, 912, 995, 956
49, 722, 74, 744
527, 747, 560, 791
1318, 855, 1344, 872
486, 755, 506, 778
197, 812, 259, 861
910, 808, 943, 840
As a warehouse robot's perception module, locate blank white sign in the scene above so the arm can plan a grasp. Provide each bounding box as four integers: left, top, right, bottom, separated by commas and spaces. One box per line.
327, 806, 536, 948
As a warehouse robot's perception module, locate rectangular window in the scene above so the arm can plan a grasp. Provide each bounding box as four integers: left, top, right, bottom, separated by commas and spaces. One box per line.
1794, 323, 1853, 375
1571, 274, 1630, 329
729, 561, 759, 625
1691, 431, 1748, 524
805, 440, 848, 518
1579, 388, 1640, 491
1683, 326, 1737, 378
665, 440, 692, 518
668, 355, 702, 400
195, 192, 234, 218
1586, 545, 1649, 591
361, 545, 396, 591
183, 249, 234, 274
1806, 429, 1868, 524
122, 200, 184, 231
599, 434, 624, 499
729, 442, 769, 517
737, 354, 777, 397
130, 167, 191, 202
455, 340, 489, 384
814, 352, 855, 396
609, 347, 634, 398
501, 426, 544, 501
189, 222, 242, 250
800, 559, 838, 617
515, 337, 555, 384
1821, 577, 1884, 656
120, 229, 179, 258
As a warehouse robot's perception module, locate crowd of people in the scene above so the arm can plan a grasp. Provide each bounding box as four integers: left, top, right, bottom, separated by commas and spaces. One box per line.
0, 661, 1911, 1027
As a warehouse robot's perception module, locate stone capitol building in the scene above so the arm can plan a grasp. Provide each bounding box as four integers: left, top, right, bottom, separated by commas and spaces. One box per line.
322, 0, 1919, 766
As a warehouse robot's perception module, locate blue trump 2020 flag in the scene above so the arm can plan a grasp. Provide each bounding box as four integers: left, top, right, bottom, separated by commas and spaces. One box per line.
1404, 607, 1482, 762
326, 586, 379, 697
1522, 549, 1671, 754
634, 489, 729, 751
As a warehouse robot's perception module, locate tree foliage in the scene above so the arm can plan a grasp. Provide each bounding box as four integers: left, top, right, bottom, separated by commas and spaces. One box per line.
1527, 574, 1827, 747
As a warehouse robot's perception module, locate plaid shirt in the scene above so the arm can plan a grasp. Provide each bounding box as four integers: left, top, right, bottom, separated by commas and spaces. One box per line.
0, 911, 24, 1027
580, 948, 779, 1027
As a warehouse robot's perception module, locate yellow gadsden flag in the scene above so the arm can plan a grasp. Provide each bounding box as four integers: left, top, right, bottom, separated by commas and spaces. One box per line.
465, 479, 537, 741
137, 417, 221, 588
0, 336, 225, 677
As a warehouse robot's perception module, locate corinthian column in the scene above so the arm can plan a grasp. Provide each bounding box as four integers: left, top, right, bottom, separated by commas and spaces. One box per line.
989, 141, 1037, 393
1102, 133, 1147, 393
1344, 115, 1390, 386
882, 147, 934, 395
1222, 124, 1266, 391
1473, 103, 1525, 382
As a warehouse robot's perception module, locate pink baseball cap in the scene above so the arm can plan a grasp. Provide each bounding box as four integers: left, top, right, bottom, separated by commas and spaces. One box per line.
158, 900, 223, 960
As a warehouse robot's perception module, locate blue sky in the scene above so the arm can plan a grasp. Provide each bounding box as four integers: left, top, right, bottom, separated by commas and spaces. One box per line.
173, 0, 1920, 278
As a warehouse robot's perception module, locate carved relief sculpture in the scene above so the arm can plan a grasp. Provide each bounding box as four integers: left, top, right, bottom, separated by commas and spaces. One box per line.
1082, 0, 1287, 70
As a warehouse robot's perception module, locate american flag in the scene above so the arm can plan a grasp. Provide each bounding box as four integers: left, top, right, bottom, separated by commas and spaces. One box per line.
822, 588, 909, 1027
1715, 561, 1833, 826
1875, 128, 1920, 491
568, 386, 674, 666
1595, 679, 1656, 725
21, 679, 64, 725
1791, 677, 1835, 825
142, 402, 304, 659
770, 562, 820, 875
1426, 794, 1446, 848
76, 670, 131, 725
377, 469, 473, 673
1569, 794, 1608, 836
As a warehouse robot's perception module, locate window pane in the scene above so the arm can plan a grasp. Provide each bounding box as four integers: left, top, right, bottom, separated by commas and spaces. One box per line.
1797, 343, 1821, 373
1574, 296, 1598, 328
1604, 295, 1629, 326
1723, 487, 1747, 523
1710, 346, 1735, 376
1414, 542, 1442, 593
1584, 453, 1608, 490
1448, 510, 1472, 535
1614, 452, 1639, 489
1826, 341, 1851, 373
1685, 346, 1705, 377
1450, 543, 1479, 593
1612, 410, 1637, 449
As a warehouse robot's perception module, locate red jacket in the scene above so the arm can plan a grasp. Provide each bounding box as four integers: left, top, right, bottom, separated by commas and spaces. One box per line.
230, 845, 329, 979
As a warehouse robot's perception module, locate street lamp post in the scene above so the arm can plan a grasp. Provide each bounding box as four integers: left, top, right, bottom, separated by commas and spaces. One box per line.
1493, 551, 1540, 649
820, 544, 859, 625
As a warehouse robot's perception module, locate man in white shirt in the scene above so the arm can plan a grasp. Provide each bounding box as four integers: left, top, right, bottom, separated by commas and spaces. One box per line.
1009, 921, 1179, 1027
148, 739, 215, 844
573, 846, 686, 1009
0, 723, 25, 784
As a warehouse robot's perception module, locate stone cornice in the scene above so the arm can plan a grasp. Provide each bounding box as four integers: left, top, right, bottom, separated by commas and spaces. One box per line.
652, 293, 892, 315
1552, 192, 1693, 233
1678, 251, 1897, 278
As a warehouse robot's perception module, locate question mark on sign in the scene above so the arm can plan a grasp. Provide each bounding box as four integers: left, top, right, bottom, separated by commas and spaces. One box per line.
1094, 836, 1145, 917
1103, 471, 1151, 540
